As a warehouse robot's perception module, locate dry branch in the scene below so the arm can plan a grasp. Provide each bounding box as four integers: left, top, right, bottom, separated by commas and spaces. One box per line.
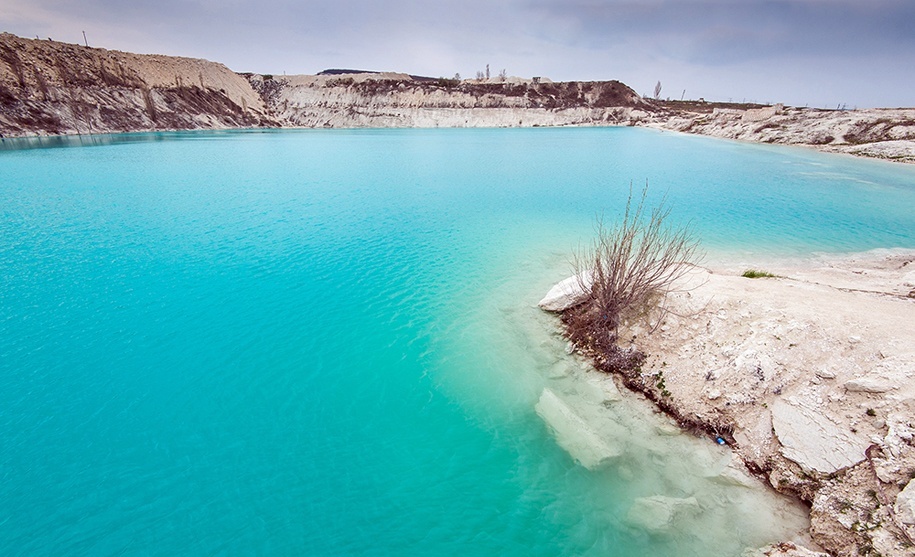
563, 184, 702, 373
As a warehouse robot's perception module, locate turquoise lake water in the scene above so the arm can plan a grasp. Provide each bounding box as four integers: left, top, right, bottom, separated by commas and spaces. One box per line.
2, 128, 915, 556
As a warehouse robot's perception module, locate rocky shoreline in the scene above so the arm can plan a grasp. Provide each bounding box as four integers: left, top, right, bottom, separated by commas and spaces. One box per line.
643, 102, 915, 164
539, 251, 915, 556
2, 33, 914, 164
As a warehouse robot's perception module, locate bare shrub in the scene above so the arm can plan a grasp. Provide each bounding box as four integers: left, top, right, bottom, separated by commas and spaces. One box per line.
563, 184, 702, 373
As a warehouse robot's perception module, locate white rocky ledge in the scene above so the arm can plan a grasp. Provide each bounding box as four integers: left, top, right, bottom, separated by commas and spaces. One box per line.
771, 399, 870, 475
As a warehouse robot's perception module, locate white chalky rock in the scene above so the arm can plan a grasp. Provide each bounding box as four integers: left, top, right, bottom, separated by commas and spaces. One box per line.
895, 479, 915, 525
625, 495, 700, 533
844, 376, 897, 393
707, 454, 759, 489
535, 388, 621, 469
580, 376, 622, 404
771, 399, 870, 474
538, 271, 593, 312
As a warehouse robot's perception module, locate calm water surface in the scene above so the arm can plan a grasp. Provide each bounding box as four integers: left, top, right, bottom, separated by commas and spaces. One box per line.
2, 128, 915, 556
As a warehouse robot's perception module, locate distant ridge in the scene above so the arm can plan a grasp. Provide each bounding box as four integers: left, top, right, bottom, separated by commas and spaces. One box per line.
316, 69, 378, 76
317, 68, 437, 82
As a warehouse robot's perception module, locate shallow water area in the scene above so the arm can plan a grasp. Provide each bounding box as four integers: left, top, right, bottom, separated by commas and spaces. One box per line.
2, 127, 915, 556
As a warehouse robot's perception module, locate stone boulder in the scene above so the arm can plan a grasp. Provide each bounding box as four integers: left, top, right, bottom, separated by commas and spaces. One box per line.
538, 271, 592, 312
844, 376, 897, 394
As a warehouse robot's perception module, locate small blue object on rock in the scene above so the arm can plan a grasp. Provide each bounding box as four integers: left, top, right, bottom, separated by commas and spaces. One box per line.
715, 437, 726, 445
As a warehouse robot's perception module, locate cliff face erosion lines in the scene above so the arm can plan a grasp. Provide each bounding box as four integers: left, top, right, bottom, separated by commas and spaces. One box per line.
0, 33, 271, 135
0, 34, 648, 136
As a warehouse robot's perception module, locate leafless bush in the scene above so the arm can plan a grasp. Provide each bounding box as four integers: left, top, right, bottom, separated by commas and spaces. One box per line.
563, 184, 702, 373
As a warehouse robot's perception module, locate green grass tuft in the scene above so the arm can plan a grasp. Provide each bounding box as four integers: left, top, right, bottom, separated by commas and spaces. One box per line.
742, 269, 777, 279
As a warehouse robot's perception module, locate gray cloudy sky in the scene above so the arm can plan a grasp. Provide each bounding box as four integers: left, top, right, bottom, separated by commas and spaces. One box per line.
2, 0, 913, 108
